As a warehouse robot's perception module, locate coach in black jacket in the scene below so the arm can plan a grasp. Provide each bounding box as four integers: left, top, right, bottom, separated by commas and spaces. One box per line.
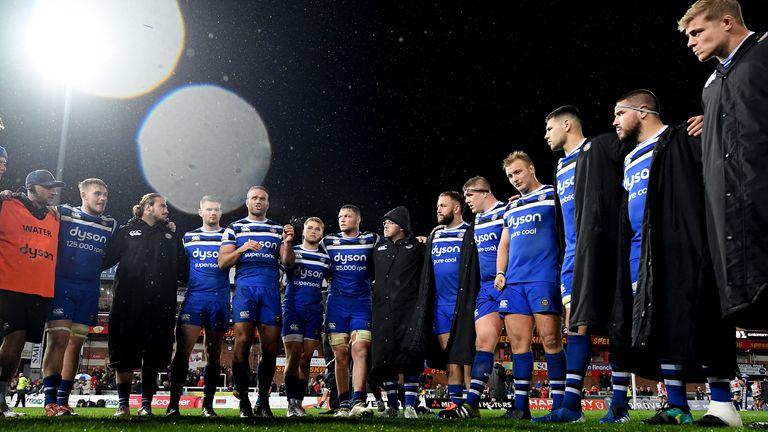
102, 193, 187, 416
371, 207, 426, 376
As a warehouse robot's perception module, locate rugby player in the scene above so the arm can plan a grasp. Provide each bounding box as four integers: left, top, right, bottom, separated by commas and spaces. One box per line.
41, 178, 116, 416
281, 217, 330, 417
439, 176, 507, 419
615, 89, 738, 426
166, 196, 230, 417
429, 191, 472, 406
0, 170, 63, 417
494, 151, 563, 420
218, 186, 294, 418
321, 205, 379, 417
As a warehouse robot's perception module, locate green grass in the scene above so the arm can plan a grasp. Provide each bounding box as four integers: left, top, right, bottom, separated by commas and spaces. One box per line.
2, 408, 767, 431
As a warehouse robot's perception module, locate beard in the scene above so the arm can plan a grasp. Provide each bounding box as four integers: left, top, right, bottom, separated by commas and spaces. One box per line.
619, 123, 640, 144
437, 212, 454, 226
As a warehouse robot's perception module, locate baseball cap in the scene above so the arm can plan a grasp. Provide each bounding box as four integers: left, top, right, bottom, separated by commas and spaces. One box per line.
25, 170, 65, 188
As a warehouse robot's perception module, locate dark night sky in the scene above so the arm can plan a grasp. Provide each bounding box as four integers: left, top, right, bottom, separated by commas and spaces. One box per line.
1, 1, 766, 237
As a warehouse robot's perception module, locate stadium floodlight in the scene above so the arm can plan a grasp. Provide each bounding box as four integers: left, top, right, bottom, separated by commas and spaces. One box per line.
24, 0, 113, 87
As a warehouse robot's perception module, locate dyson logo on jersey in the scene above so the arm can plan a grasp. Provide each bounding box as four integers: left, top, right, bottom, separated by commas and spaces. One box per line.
259, 240, 279, 250
296, 268, 324, 279
19, 244, 55, 261
623, 167, 650, 191
557, 176, 575, 196
432, 245, 460, 257
334, 254, 367, 264
510, 213, 543, 229
69, 227, 109, 244
474, 231, 498, 245
191, 248, 219, 259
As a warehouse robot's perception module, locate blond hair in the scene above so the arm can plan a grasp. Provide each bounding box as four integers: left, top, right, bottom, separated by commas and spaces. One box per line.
304, 217, 325, 229
502, 151, 534, 169
678, 0, 744, 32
78, 178, 107, 192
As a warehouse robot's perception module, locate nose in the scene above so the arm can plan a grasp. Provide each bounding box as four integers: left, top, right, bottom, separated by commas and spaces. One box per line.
612, 117, 620, 127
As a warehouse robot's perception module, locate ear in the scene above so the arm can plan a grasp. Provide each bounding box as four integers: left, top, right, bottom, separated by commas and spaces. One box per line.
563, 119, 571, 132
722, 14, 735, 31
198, 208, 204, 217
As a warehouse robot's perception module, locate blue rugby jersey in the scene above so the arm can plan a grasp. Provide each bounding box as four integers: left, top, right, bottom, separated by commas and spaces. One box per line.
321, 231, 379, 300
503, 186, 559, 283
623, 125, 667, 284
473, 201, 508, 283
184, 227, 230, 301
55, 205, 117, 281
432, 221, 470, 307
556, 140, 584, 259
221, 218, 283, 287
283, 245, 331, 310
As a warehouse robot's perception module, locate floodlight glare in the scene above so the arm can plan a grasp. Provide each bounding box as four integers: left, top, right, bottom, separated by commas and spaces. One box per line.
24, 0, 113, 87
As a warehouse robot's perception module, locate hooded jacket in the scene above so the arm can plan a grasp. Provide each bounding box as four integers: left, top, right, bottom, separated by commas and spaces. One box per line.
371, 231, 426, 376
700, 29, 768, 326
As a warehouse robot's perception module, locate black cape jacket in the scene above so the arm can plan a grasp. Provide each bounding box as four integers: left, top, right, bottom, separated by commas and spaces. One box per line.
569, 133, 634, 345
371, 234, 427, 376
102, 217, 187, 369
630, 124, 734, 380
418, 224, 479, 371
701, 29, 768, 326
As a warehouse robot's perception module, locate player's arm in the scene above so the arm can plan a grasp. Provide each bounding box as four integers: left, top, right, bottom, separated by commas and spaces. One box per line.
494, 228, 510, 291
101, 228, 124, 270
280, 224, 296, 267
218, 241, 260, 269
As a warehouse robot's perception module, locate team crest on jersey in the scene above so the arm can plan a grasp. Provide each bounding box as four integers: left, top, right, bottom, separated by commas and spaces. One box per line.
538, 194, 546, 201
270, 228, 277, 233
72, 212, 81, 219
492, 213, 499, 220
296, 253, 303, 259
584, 141, 591, 151
541, 298, 550, 307
333, 239, 341, 245
192, 235, 200, 242
458, 231, 464, 238
359, 238, 367, 244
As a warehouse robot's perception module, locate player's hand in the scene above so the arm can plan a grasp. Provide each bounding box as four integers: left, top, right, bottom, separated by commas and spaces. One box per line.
238, 239, 262, 253
0, 189, 12, 200
416, 235, 427, 244
167, 221, 177, 232
282, 224, 295, 243
687, 115, 704, 137
494, 274, 506, 291
508, 194, 520, 203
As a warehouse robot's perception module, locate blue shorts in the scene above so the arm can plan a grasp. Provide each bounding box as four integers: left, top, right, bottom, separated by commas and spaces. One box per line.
232, 284, 281, 326
178, 294, 230, 332
560, 254, 574, 307
433, 304, 455, 335
282, 304, 323, 341
474, 282, 502, 321
499, 281, 561, 316
48, 278, 99, 325
325, 297, 371, 334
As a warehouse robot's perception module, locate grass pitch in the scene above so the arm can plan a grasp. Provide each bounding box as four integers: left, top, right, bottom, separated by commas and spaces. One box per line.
2, 407, 767, 431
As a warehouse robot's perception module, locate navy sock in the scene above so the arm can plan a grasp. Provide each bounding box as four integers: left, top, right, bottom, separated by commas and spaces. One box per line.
561, 335, 590, 411
447, 384, 464, 406
352, 390, 367, 405
43, 374, 62, 406
608, 364, 630, 411
203, 366, 218, 407
546, 351, 566, 410
660, 362, 688, 408
466, 351, 494, 408
257, 353, 276, 395
232, 361, 251, 405
141, 377, 157, 408
513, 352, 533, 413
117, 382, 131, 409
339, 390, 351, 409
383, 378, 399, 409
57, 378, 74, 406
404, 374, 419, 408
702, 365, 731, 403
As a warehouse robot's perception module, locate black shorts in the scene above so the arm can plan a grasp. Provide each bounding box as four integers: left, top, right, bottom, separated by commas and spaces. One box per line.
0, 290, 51, 343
